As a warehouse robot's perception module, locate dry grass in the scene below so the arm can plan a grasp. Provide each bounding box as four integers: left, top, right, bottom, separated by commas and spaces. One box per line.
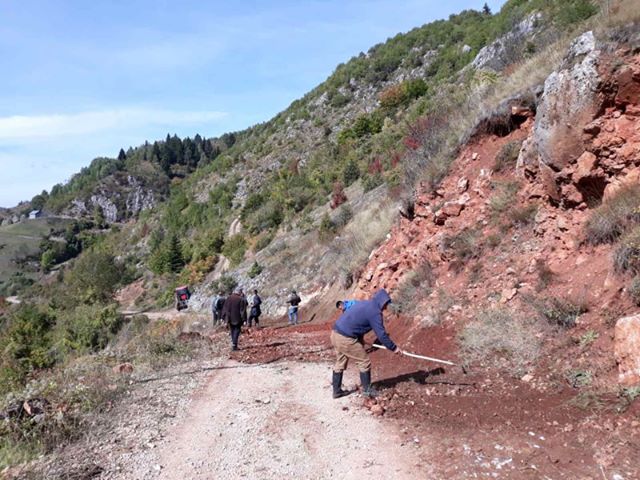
489, 181, 520, 218
628, 276, 640, 305
613, 226, 640, 274
585, 185, 640, 244
493, 140, 523, 172
526, 295, 588, 329
442, 227, 482, 266
459, 308, 542, 376
391, 261, 435, 314
535, 259, 556, 291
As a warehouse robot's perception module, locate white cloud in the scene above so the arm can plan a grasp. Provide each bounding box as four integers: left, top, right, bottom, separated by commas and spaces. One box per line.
0, 108, 228, 140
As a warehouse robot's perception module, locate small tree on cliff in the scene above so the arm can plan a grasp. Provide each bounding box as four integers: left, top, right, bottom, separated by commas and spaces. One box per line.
167, 234, 185, 273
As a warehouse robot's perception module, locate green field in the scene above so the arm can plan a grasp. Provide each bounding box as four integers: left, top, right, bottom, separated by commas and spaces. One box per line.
0, 217, 73, 285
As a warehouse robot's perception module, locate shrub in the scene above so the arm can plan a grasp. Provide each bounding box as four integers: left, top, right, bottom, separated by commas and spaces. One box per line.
391, 262, 435, 314
2, 306, 55, 381
248, 261, 263, 279
529, 296, 587, 329
343, 158, 360, 186
222, 234, 247, 267
557, 0, 598, 27
442, 227, 481, 265
334, 205, 353, 229
579, 330, 598, 347
245, 200, 284, 234
213, 275, 238, 295
508, 203, 537, 227
488, 181, 520, 219
254, 232, 275, 252
318, 213, 336, 242
492, 140, 522, 172
628, 276, 640, 306
459, 308, 541, 376
363, 173, 384, 192
613, 226, 640, 274
56, 303, 123, 352
566, 369, 592, 388
584, 185, 640, 245
329, 91, 351, 108
621, 386, 640, 403
535, 259, 555, 291
65, 250, 124, 304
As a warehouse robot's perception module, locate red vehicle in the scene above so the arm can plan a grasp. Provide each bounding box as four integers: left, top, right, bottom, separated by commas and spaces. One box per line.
175, 285, 191, 311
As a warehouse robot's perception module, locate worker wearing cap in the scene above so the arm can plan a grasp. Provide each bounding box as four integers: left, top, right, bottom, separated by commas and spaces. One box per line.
330, 288, 402, 398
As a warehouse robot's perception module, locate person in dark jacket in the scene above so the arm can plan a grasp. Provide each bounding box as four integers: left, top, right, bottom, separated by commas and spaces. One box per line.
248, 289, 262, 328
330, 288, 401, 398
221, 287, 248, 351
287, 290, 301, 325
212, 291, 226, 326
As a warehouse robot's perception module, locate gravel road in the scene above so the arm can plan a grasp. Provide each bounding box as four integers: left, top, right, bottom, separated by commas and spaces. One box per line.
121, 360, 426, 479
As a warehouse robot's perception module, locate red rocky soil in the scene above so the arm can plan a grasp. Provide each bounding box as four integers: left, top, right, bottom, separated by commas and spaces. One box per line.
234, 317, 639, 479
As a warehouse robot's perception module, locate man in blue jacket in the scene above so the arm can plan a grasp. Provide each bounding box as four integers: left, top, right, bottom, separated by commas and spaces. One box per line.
330, 288, 401, 398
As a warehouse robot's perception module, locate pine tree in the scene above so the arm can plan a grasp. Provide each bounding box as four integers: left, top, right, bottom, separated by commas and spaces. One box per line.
118, 148, 127, 161
482, 2, 491, 15
167, 234, 185, 272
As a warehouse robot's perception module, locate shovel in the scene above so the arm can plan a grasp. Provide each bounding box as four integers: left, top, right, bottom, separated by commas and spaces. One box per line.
371, 344, 468, 374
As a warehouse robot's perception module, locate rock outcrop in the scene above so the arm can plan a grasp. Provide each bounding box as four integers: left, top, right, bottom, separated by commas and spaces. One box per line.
534, 32, 602, 172
615, 314, 640, 386
472, 13, 543, 72
67, 175, 156, 223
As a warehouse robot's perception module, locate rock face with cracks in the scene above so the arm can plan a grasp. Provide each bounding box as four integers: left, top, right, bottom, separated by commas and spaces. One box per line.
615, 314, 640, 386
534, 31, 603, 172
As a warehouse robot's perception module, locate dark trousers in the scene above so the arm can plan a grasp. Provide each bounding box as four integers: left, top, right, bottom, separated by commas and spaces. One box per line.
230, 325, 241, 348
248, 314, 260, 327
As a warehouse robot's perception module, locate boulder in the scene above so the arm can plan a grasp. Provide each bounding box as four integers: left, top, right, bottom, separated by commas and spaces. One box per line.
434, 201, 464, 224
603, 168, 640, 202
534, 32, 602, 171
515, 136, 539, 176
561, 184, 583, 206
539, 162, 561, 202
457, 177, 469, 193
573, 151, 599, 182
614, 314, 640, 386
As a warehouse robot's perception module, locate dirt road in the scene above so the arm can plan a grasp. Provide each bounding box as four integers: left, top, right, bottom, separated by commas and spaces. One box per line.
147, 360, 425, 479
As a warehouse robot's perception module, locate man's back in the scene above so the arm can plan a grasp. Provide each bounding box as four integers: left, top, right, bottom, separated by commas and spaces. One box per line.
333, 289, 396, 351
222, 293, 247, 326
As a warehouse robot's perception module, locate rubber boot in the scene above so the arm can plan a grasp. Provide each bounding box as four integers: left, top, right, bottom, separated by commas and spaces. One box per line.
332, 371, 348, 399
360, 370, 378, 398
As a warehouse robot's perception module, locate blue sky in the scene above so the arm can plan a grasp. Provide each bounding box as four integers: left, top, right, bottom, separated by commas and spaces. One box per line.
0, 0, 505, 207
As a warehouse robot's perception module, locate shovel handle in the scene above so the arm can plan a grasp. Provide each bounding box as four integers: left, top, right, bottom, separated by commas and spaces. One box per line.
371, 343, 457, 366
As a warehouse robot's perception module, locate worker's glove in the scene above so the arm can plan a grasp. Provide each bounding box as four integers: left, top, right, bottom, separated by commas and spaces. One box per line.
394, 347, 403, 355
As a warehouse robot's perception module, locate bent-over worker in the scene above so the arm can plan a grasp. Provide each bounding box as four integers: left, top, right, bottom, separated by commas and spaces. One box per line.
330, 288, 401, 398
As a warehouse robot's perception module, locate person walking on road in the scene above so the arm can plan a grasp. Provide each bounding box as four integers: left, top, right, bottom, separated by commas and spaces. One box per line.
221, 287, 248, 351
330, 288, 401, 399
248, 289, 262, 328
287, 289, 301, 325
212, 291, 226, 326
